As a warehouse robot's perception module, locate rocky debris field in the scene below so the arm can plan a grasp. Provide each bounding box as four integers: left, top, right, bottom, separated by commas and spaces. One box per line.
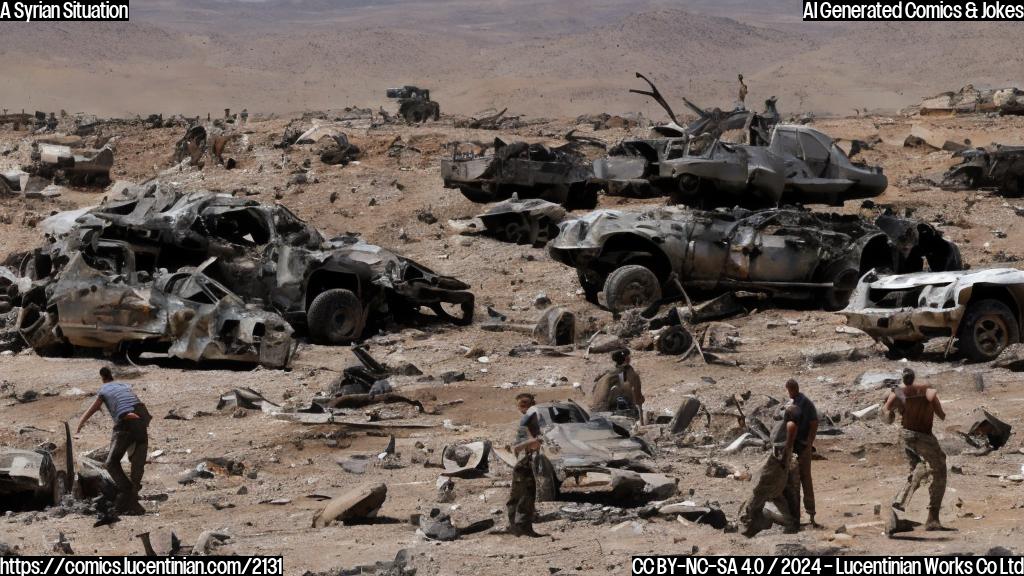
1, 109, 1023, 574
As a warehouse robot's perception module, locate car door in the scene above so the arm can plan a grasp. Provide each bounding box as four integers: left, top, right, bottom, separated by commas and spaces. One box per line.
55, 242, 164, 346
737, 212, 822, 283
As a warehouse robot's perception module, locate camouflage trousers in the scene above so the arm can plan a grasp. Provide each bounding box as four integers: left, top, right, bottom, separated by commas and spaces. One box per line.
739, 453, 799, 537
507, 452, 537, 529
894, 429, 947, 513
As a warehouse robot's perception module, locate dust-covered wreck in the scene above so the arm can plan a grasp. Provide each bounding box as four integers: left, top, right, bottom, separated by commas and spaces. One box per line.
549, 206, 963, 312
13, 183, 475, 365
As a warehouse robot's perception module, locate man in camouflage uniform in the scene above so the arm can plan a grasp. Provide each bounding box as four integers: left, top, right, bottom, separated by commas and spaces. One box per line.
739, 405, 801, 537
506, 392, 544, 537
882, 368, 951, 535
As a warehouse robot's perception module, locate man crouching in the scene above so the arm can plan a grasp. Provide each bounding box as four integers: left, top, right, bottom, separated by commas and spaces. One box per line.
739, 405, 801, 536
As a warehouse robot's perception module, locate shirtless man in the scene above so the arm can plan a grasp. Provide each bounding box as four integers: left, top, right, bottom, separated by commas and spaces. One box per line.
882, 368, 950, 535
590, 349, 644, 419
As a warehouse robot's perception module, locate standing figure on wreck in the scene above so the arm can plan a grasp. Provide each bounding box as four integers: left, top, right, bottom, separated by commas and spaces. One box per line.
75, 367, 152, 515
737, 74, 748, 109
506, 392, 544, 537
590, 348, 644, 420
739, 405, 801, 536
882, 368, 952, 535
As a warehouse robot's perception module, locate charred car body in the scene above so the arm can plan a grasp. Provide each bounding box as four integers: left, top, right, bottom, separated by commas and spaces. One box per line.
597, 124, 887, 207
549, 207, 962, 312
596, 74, 886, 207
442, 137, 601, 209
843, 268, 1024, 361
30, 143, 113, 186
478, 197, 567, 247
943, 145, 1024, 197
497, 401, 657, 501
17, 184, 474, 354
386, 86, 440, 124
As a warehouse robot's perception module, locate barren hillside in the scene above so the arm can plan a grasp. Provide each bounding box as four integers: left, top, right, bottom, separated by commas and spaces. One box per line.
1, 1, 1020, 118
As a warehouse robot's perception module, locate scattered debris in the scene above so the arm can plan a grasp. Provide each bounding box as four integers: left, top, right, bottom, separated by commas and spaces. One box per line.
312, 483, 388, 527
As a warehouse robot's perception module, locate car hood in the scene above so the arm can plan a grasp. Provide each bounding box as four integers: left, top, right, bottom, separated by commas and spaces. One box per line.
862, 268, 1024, 290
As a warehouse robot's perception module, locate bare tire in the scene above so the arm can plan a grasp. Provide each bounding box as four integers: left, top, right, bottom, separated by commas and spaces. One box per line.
958, 299, 1019, 361
656, 325, 693, 355
603, 265, 661, 312
307, 289, 365, 344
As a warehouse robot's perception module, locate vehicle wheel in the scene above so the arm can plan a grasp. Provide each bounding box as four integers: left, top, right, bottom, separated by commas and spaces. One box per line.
677, 174, 701, 195
577, 268, 602, 304
603, 265, 662, 312
957, 299, 1020, 361
497, 214, 536, 245
656, 325, 693, 355
307, 289, 365, 344
822, 267, 860, 311
885, 340, 924, 360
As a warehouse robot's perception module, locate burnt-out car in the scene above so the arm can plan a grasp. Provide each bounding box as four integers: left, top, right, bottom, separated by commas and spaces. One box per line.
549, 207, 962, 312
596, 124, 887, 207
0, 424, 72, 512
477, 197, 567, 247
18, 239, 296, 367
19, 184, 474, 345
442, 138, 600, 209
843, 268, 1024, 361
494, 401, 660, 501
942, 145, 1024, 197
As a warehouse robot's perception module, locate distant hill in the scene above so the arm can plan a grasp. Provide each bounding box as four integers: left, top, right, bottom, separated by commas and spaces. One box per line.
0, 1, 1020, 117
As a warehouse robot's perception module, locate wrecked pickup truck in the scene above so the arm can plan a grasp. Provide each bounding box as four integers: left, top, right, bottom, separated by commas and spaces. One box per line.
942, 145, 1024, 197
549, 207, 962, 312
18, 184, 474, 346
442, 137, 601, 209
843, 268, 1024, 361
18, 244, 296, 367
30, 143, 114, 186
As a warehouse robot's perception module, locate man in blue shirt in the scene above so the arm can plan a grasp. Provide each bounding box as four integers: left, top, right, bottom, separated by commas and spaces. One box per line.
76, 367, 151, 515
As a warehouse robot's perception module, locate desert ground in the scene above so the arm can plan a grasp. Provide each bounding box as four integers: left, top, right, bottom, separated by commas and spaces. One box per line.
0, 98, 1022, 574
0, 1, 1023, 574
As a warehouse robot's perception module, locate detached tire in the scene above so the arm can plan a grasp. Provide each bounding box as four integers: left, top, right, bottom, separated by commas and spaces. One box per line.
958, 299, 1019, 361
603, 265, 661, 312
307, 289, 365, 344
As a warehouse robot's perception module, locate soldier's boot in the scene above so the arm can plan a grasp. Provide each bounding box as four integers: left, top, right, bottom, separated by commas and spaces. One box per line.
884, 506, 899, 538
924, 508, 954, 531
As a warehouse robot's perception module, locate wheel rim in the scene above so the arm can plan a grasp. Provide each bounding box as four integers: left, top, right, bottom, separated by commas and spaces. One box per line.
973, 315, 1010, 356
659, 327, 691, 354
330, 309, 358, 338
503, 216, 532, 244
622, 276, 657, 307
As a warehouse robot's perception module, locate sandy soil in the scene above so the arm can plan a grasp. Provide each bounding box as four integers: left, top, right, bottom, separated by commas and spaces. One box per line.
0, 108, 1023, 573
